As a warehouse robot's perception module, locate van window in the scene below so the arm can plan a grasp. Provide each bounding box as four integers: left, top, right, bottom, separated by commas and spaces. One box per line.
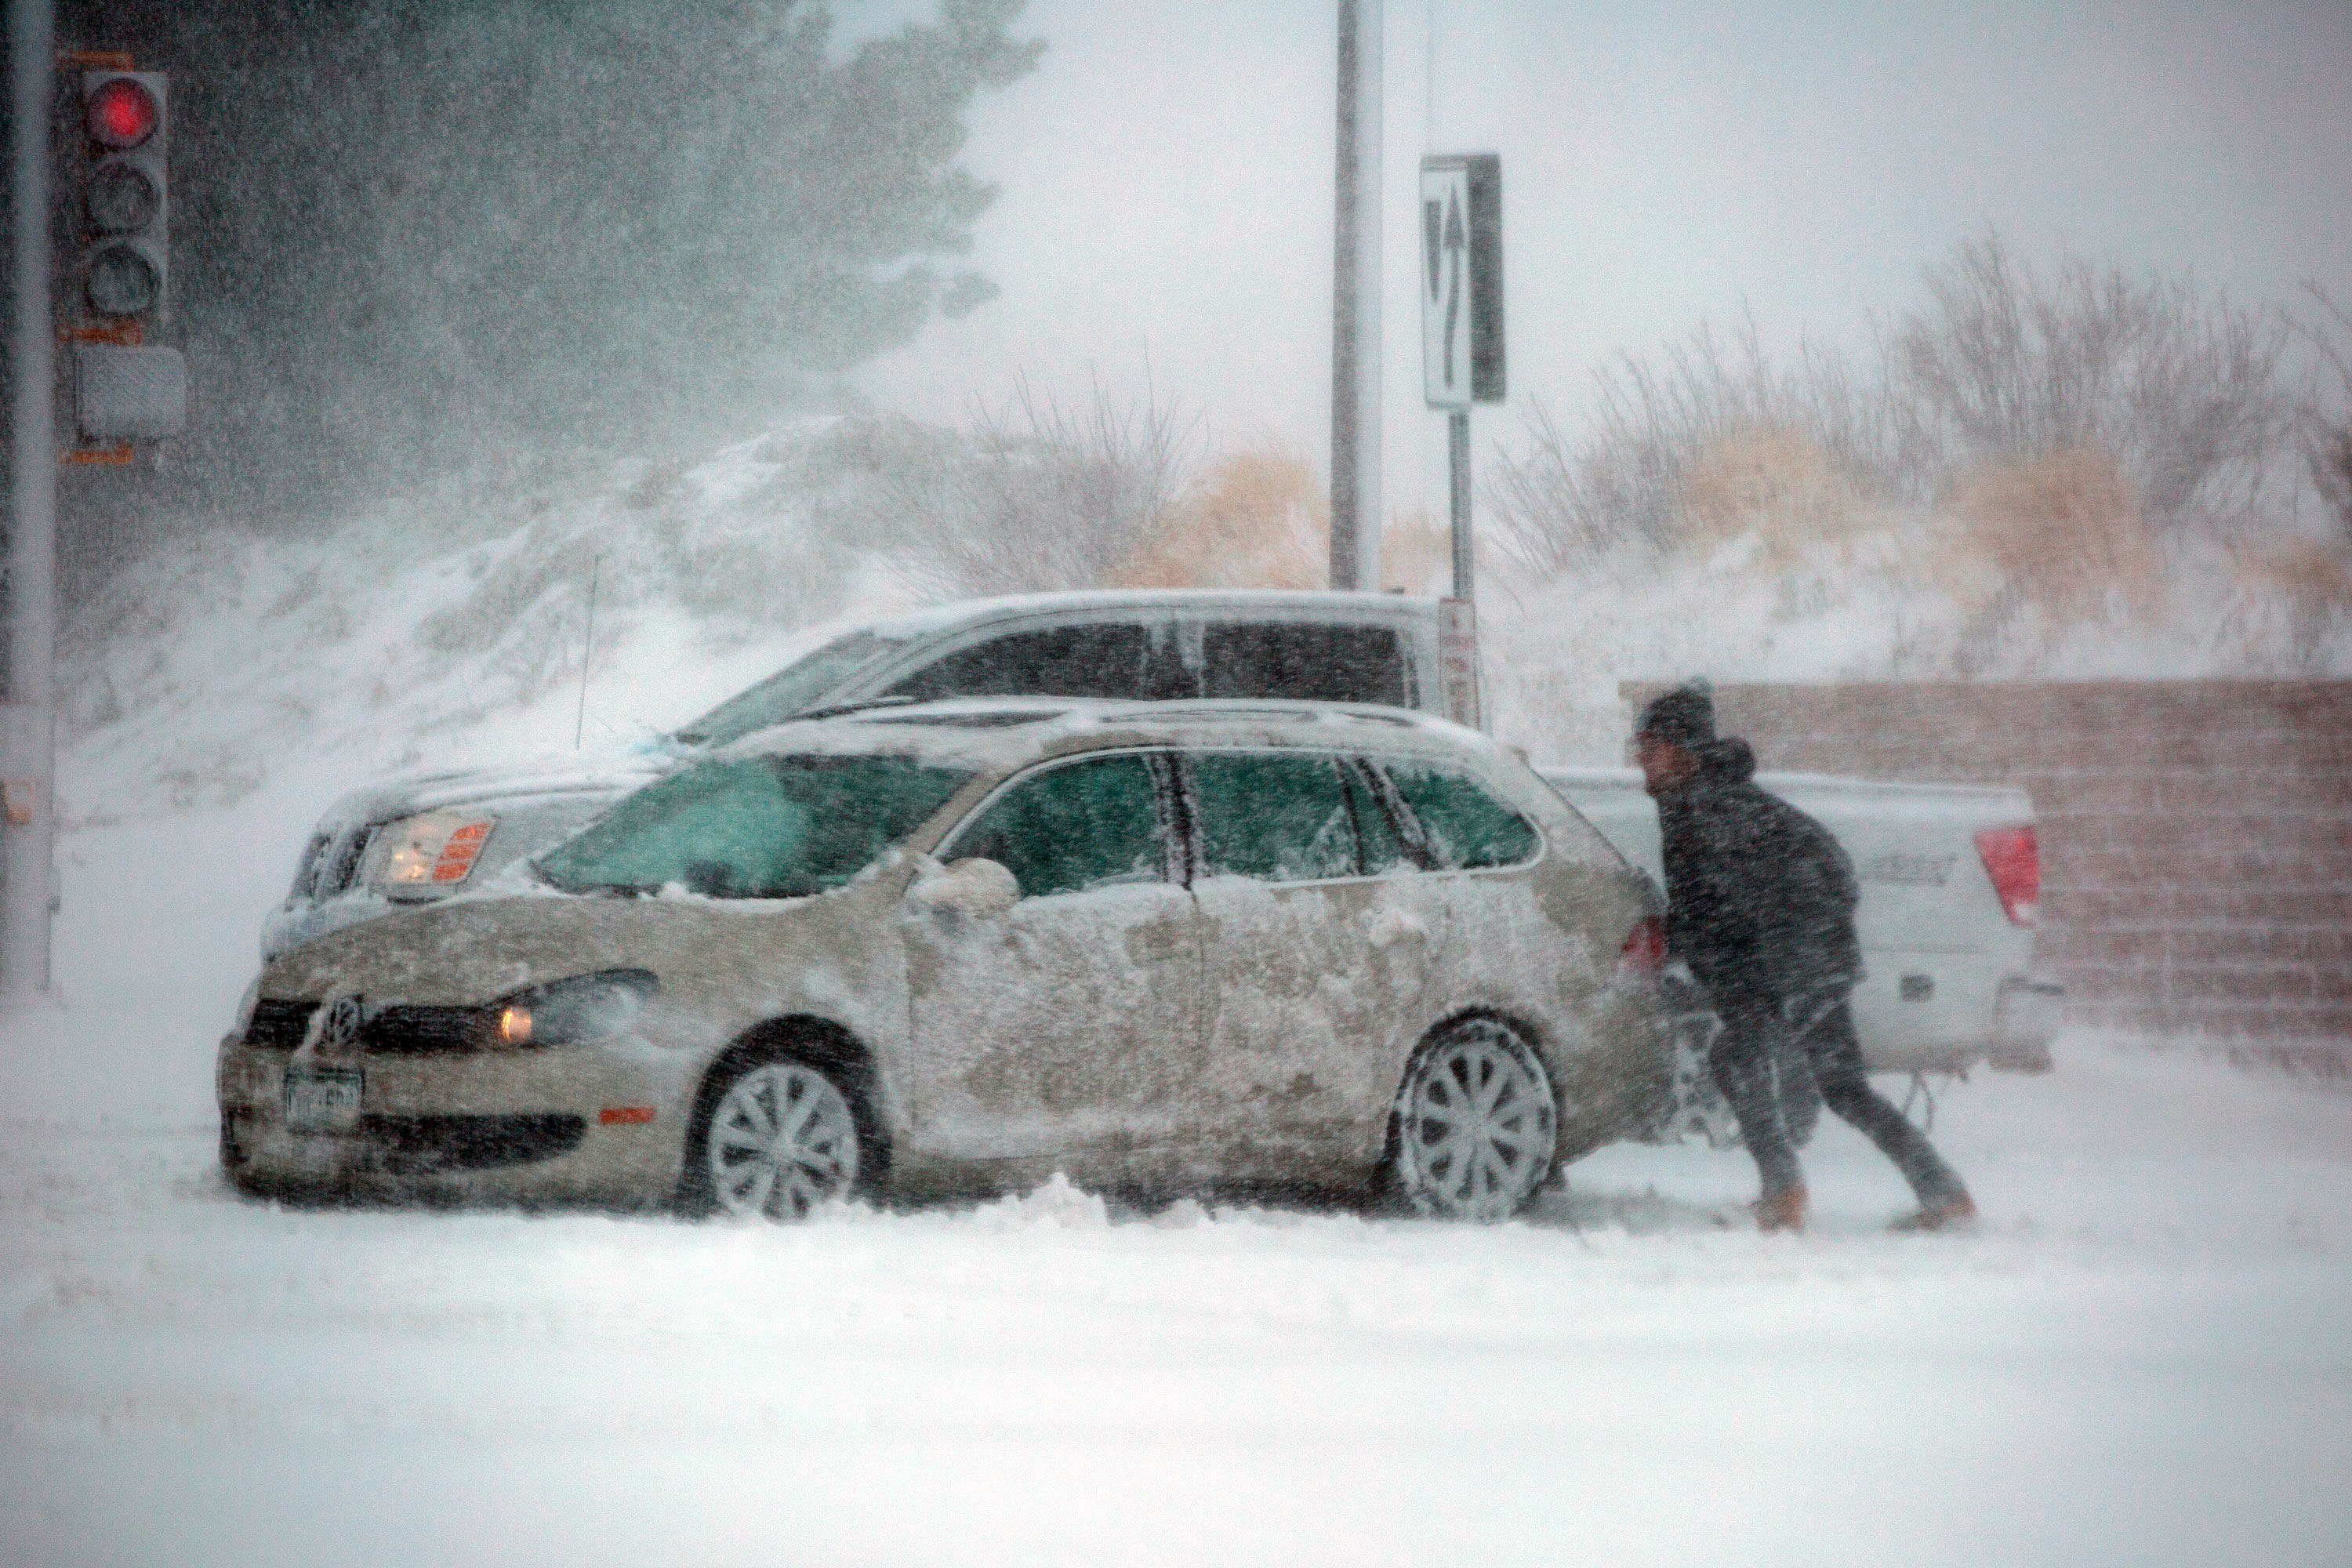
1379, 761, 1540, 870
1200, 622, 1408, 707
887, 624, 1158, 702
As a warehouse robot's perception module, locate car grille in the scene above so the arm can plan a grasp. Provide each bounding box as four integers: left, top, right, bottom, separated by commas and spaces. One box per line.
361, 1114, 586, 1171
242, 1001, 498, 1053
243, 999, 318, 1050
359, 1005, 489, 1054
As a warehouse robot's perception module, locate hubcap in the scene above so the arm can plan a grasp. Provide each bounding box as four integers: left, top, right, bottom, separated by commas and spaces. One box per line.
706, 1063, 860, 1220
1398, 1023, 1557, 1220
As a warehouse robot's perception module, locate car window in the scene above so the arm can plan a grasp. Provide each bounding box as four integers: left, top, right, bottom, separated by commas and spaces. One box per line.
1379, 760, 1541, 870
1187, 752, 1364, 883
538, 754, 973, 898
673, 630, 906, 746
887, 623, 1157, 702
946, 753, 1169, 898
1199, 622, 1409, 706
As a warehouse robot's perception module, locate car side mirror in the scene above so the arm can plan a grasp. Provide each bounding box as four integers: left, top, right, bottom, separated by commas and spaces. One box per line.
909, 857, 1020, 922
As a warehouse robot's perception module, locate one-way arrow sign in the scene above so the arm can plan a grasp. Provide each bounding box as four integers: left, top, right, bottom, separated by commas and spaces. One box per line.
1419, 154, 1504, 410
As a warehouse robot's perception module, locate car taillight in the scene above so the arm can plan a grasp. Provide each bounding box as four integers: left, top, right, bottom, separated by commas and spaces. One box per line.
1975, 824, 2040, 927
1617, 915, 1668, 985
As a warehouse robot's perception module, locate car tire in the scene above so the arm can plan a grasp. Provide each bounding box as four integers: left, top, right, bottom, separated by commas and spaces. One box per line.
681, 1053, 877, 1221
1388, 1018, 1560, 1221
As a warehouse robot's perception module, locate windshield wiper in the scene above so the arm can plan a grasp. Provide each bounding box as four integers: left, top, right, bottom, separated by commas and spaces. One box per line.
671, 694, 920, 748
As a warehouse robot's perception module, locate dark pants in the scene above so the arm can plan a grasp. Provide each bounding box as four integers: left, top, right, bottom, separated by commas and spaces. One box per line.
1708, 986, 1969, 1207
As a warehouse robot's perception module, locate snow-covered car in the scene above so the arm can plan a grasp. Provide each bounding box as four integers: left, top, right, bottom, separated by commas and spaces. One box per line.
263, 590, 1446, 962
219, 700, 1673, 1221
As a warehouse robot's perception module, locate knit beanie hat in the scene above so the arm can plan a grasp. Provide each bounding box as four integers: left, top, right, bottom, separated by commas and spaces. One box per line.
1636, 683, 1716, 750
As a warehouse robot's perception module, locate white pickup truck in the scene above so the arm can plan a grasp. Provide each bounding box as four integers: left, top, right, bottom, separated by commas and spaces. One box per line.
263, 588, 2060, 1093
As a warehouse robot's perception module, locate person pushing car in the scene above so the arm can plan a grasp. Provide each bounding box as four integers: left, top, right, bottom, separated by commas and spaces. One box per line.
1635, 684, 1976, 1233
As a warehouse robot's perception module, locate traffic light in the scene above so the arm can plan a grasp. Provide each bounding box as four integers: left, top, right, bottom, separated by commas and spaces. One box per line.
69, 67, 184, 443
78, 71, 168, 323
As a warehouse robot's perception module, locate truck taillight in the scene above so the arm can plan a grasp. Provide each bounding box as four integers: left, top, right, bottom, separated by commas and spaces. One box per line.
1617, 915, 1668, 985
1975, 824, 2040, 927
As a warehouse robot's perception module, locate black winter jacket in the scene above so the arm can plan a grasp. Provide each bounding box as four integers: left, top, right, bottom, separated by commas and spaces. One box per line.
1655, 737, 1863, 1005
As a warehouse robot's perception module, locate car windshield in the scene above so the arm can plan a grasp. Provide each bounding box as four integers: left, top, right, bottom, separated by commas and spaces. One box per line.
671, 630, 906, 746
537, 753, 973, 898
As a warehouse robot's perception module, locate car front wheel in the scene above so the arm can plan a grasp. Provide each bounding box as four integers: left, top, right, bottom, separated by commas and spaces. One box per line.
689, 1057, 869, 1221
1391, 1018, 1559, 1221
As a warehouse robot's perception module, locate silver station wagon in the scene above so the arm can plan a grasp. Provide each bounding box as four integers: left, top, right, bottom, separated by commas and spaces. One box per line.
219, 701, 1674, 1221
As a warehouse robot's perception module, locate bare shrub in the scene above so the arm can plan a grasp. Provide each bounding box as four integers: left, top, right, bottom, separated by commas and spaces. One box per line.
1489, 234, 2310, 607
1887, 235, 2296, 537
884, 374, 1202, 599
1485, 318, 1893, 574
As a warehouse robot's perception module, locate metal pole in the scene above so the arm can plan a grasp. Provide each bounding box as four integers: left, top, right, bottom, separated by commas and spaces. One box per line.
1447, 408, 1471, 601
1329, 0, 1381, 592
5, 0, 58, 998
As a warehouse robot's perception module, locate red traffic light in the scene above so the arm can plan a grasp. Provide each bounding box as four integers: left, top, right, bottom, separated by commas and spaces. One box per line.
87, 78, 158, 149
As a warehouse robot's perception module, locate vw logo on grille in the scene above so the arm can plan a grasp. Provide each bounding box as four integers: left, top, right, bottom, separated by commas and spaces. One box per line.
307, 993, 366, 1053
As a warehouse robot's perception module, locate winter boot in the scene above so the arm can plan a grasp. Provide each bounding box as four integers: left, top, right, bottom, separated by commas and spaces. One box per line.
1890, 1194, 1977, 1232
1751, 1185, 1807, 1233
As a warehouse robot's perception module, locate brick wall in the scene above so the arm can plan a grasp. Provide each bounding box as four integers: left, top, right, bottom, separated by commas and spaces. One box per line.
1620, 680, 2352, 1044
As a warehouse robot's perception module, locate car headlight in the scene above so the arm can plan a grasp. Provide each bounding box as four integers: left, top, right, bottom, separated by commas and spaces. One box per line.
373, 810, 496, 892
490, 969, 657, 1047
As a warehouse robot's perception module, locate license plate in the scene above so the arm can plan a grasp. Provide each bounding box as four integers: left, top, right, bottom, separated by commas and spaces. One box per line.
285, 1065, 364, 1134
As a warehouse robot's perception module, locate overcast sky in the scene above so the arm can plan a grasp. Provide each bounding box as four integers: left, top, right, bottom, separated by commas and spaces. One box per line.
853, 0, 2352, 533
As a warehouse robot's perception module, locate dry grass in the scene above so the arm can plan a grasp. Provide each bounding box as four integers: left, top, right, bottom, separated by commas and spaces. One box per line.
1676, 429, 1871, 561
1117, 443, 1325, 590
1949, 447, 2167, 619
1115, 443, 1443, 594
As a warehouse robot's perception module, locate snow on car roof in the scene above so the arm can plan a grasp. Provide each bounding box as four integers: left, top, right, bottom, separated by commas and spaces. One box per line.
717, 696, 1496, 775
312, 758, 666, 829
855, 587, 1441, 640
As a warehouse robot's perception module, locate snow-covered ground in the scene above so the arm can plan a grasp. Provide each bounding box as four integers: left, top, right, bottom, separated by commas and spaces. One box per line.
5, 806, 2350, 1566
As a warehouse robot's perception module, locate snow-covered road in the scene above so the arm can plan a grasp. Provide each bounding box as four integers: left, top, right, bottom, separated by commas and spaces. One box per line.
5, 1014, 2347, 1566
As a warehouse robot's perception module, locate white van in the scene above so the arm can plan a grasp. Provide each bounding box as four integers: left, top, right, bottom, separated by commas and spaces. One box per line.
265, 591, 1444, 960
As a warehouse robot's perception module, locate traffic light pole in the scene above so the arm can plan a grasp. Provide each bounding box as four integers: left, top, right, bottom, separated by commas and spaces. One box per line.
1329, 0, 1381, 593
6, 0, 60, 998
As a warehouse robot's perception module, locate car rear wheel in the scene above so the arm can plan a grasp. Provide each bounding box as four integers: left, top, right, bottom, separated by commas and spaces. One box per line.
691, 1058, 867, 1221
1391, 1018, 1559, 1221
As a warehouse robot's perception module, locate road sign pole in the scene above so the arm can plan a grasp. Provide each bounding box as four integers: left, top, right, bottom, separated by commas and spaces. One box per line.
5, 0, 59, 1000
1448, 408, 1472, 600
